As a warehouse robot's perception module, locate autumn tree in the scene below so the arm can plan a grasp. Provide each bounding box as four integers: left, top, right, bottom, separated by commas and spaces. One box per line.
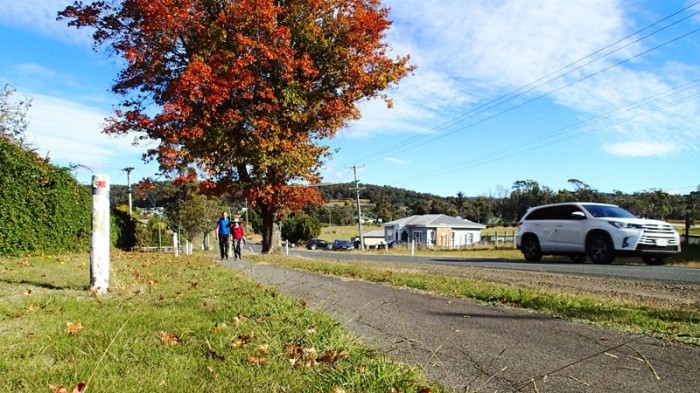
59, 0, 412, 252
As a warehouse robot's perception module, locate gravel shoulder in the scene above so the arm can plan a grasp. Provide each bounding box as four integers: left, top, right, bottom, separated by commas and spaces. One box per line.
222, 257, 700, 392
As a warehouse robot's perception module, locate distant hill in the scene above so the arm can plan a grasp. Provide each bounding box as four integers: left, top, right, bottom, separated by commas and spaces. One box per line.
317, 183, 451, 205
110, 181, 452, 209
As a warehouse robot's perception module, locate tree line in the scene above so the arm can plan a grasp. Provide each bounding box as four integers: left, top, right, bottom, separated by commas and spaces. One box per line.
117, 177, 700, 242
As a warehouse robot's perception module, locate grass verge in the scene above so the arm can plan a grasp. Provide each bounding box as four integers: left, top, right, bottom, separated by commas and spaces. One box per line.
0, 252, 445, 392
253, 255, 700, 346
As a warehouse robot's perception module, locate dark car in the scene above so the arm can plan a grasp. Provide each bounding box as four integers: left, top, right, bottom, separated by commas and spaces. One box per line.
332, 239, 354, 251
306, 238, 331, 250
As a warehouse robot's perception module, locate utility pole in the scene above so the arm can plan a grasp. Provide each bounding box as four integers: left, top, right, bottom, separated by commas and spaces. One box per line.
352, 164, 365, 250
122, 166, 135, 216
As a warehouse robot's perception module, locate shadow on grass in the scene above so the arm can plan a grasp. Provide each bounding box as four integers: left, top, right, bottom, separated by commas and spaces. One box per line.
0, 278, 86, 291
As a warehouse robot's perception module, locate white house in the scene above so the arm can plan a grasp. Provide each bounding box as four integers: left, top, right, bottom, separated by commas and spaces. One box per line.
383, 214, 486, 249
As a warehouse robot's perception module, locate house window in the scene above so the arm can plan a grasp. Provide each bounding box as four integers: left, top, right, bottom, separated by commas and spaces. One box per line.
413, 231, 425, 244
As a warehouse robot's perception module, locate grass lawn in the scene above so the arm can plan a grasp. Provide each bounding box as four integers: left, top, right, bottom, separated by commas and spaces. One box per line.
0, 251, 445, 393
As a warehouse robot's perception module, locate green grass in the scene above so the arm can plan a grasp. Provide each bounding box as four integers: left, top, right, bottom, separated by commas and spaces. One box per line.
254, 255, 700, 346
0, 252, 445, 392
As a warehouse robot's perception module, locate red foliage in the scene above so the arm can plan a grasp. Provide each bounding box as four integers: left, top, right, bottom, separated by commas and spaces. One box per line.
59, 0, 413, 250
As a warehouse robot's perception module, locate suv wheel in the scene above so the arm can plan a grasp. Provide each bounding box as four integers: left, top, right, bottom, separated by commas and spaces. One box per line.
521, 236, 542, 262
642, 256, 667, 265
310, 244, 317, 250
587, 234, 614, 264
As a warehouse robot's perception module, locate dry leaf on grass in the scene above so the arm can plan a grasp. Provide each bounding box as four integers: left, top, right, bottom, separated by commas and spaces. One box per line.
247, 355, 268, 366
64, 322, 83, 336
231, 332, 254, 349
160, 331, 179, 345
48, 382, 87, 393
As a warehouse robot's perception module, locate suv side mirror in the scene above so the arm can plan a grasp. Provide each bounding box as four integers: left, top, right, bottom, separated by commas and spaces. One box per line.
571, 211, 586, 219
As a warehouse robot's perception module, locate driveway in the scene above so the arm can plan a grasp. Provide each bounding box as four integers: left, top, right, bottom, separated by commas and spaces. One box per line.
221, 257, 700, 392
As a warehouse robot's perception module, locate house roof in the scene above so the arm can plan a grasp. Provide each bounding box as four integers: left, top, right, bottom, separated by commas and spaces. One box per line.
363, 230, 385, 238
383, 214, 485, 229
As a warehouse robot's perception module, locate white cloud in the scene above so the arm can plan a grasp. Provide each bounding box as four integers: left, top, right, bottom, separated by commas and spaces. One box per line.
0, 1, 92, 45
23, 94, 147, 174
369, 0, 700, 156
604, 140, 680, 156
384, 157, 410, 165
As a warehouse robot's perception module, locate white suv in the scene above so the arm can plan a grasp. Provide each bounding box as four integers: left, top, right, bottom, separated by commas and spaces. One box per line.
515, 202, 681, 265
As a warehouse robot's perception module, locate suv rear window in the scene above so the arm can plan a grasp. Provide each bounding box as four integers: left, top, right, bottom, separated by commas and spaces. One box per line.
525, 205, 584, 220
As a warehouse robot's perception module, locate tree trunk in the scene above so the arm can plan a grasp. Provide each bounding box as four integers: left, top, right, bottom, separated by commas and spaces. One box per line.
260, 204, 282, 253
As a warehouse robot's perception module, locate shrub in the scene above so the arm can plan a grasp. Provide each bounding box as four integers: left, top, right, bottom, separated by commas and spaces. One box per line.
0, 138, 90, 256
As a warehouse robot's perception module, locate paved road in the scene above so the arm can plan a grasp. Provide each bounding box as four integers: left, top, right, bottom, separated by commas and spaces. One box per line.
286, 248, 700, 285
222, 255, 700, 392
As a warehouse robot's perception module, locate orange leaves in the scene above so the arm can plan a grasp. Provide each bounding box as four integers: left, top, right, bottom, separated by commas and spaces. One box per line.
160, 331, 179, 345
231, 331, 254, 349
64, 322, 83, 336
319, 349, 349, 364
60, 0, 412, 247
48, 382, 87, 393
246, 355, 269, 366
285, 343, 349, 369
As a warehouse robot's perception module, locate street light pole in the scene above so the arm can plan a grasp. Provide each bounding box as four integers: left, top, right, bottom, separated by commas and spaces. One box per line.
122, 166, 134, 216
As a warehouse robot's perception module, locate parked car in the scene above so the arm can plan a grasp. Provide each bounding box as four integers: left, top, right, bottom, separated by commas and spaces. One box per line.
332, 239, 354, 251
515, 202, 681, 265
306, 238, 330, 250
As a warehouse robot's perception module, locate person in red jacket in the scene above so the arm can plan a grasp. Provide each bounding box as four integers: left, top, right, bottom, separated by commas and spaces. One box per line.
231, 218, 246, 260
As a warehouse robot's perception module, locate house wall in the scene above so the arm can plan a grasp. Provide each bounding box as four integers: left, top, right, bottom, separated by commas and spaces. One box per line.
361, 237, 386, 247
383, 221, 483, 248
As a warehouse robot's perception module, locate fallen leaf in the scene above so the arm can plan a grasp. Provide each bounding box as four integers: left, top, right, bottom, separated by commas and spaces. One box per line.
64, 322, 83, 336
255, 343, 270, 354
232, 332, 254, 349
160, 331, 179, 345
48, 382, 87, 393
232, 313, 247, 325
247, 355, 268, 366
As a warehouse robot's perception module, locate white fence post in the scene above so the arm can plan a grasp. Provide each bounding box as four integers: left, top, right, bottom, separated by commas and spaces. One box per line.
173, 233, 179, 257
90, 175, 110, 294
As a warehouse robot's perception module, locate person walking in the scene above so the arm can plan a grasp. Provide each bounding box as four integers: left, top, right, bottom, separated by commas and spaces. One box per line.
231, 218, 246, 260
215, 212, 231, 260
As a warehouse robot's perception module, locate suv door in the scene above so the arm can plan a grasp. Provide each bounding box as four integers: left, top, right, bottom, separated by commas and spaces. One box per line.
522, 206, 558, 251
548, 205, 587, 251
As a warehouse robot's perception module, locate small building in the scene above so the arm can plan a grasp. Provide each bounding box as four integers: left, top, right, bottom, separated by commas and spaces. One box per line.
383, 214, 485, 249
353, 230, 386, 248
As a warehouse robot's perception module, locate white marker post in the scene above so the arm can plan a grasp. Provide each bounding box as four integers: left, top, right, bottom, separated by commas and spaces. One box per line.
90, 174, 110, 293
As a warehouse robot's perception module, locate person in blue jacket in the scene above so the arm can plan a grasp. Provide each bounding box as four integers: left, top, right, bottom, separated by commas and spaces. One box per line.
215, 211, 231, 260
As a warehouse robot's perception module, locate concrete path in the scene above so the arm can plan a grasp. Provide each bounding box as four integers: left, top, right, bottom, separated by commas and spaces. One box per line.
221, 258, 699, 392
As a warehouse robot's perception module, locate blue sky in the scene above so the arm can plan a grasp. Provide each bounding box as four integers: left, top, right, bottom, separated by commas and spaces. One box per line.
1, 1, 699, 198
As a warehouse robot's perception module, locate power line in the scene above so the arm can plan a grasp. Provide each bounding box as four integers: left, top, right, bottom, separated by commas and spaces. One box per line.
389, 80, 700, 187
341, 2, 700, 167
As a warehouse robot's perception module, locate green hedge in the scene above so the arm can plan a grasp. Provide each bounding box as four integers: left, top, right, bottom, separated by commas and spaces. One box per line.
0, 138, 92, 256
